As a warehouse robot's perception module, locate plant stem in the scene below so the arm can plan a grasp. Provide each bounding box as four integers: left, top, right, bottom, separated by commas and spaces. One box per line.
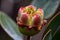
27, 36, 31, 40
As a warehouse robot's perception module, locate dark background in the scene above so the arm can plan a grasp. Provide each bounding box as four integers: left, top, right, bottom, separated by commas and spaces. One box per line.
0, 0, 60, 40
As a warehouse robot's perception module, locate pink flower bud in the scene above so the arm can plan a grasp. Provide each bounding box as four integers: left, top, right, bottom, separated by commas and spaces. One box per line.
17, 5, 46, 30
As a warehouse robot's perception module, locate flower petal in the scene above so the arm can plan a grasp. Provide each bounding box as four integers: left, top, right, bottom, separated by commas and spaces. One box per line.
32, 14, 41, 26
21, 13, 28, 24
18, 6, 25, 13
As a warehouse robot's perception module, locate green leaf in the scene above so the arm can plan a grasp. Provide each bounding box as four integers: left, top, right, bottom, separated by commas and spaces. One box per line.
0, 29, 13, 40
0, 11, 24, 40
31, 0, 60, 19
43, 31, 52, 40
43, 12, 60, 40
52, 25, 60, 40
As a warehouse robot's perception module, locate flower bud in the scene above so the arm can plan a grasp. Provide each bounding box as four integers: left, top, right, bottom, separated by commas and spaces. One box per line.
17, 5, 46, 31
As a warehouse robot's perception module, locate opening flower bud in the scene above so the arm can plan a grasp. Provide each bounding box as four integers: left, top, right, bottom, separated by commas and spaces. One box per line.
16, 5, 47, 36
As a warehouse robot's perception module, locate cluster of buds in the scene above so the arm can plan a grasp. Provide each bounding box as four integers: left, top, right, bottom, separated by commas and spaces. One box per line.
16, 5, 47, 30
